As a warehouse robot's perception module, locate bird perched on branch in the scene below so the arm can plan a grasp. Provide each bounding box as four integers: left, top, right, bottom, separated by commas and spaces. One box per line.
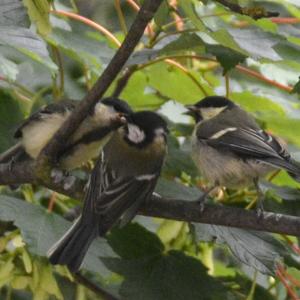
185, 96, 300, 214
47, 111, 168, 272
0, 97, 132, 170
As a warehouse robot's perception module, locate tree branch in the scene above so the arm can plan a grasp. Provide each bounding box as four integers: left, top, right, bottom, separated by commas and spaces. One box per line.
214, 0, 279, 20
1, 161, 300, 237
36, 0, 164, 178
141, 197, 300, 237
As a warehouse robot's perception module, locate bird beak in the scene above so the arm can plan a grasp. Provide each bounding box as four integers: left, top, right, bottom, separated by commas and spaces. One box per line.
113, 113, 128, 125
183, 105, 197, 116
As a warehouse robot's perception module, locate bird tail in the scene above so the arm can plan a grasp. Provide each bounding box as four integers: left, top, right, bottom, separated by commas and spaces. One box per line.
47, 216, 98, 272
264, 158, 300, 182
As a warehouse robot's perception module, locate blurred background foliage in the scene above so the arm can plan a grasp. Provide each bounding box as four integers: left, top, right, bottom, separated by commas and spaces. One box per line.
1, 0, 300, 299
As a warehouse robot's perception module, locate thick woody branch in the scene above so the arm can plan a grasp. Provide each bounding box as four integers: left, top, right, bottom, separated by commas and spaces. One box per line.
141, 198, 300, 237
214, 0, 279, 19
1, 162, 300, 237
36, 0, 164, 177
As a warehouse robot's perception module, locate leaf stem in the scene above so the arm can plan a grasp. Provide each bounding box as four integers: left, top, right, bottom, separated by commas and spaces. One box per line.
225, 73, 230, 97
50, 10, 121, 47
114, 0, 128, 34
276, 266, 299, 300
271, 17, 300, 24
137, 54, 293, 93
51, 46, 65, 98
73, 273, 119, 300
165, 58, 208, 96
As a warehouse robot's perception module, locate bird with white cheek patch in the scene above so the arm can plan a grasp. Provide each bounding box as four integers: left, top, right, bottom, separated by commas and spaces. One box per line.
48, 111, 168, 272
185, 96, 300, 215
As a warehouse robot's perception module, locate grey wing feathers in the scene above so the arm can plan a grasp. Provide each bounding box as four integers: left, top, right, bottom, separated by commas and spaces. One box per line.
14, 99, 77, 138
96, 175, 158, 230
201, 127, 300, 177
82, 154, 159, 236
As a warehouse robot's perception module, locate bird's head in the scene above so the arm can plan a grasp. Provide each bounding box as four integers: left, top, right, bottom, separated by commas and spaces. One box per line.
93, 97, 133, 127
122, 111, 169, 148
185, 96, 236, 123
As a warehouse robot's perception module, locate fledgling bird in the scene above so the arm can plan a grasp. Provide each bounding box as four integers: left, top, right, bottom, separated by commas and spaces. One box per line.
47, 111, 168, 272
0, 97, 132, 170
185, 96, 300, 212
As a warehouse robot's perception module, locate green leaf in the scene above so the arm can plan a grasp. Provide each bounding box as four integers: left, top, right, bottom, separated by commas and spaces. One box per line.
0, 91, 25, 152
154, 0, 169, 28
107, 223, 164, 260
22, 0, 51, 35
0, 26, 57, 72
0, 195, 115, 277
206, 45, 247, 74
159, 33, 205, 55
225, 28, 282, 61
145, 63, 211, 103
265, 116, 300, 147
117, 71, 165, 109
156, 178, 201, 200
230, 92, 285, 116
221, 273, 275, 300
0, 0, 29, 27
47, 28, 114, 72
0, 53, 18, 81
195, 224, 287, 274
291, 76, 300, 94
179, 0, 206, 32
103, 224, 232, 300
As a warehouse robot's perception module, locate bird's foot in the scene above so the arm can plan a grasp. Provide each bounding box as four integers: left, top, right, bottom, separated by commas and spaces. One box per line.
63, 175, 76, 190
8, 157, 16, 172
197, 195, 207, 213
51, 168, 65, 184
255, 198, 265, 219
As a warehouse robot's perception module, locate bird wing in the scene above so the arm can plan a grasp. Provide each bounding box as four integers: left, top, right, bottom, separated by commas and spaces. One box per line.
198, 126, 290, 161
200, 126, 300, 178
14, 100, 77, 138
81, 153, 159, 235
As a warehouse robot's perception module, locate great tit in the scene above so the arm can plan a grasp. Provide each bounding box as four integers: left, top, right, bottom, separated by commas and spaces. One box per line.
185, 96, 300, 212
0, 97, 132, 170
47, 111, 168, 272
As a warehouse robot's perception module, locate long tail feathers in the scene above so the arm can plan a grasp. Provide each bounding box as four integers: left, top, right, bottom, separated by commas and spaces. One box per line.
47, 216, 98, 273
264, 157, 300, 182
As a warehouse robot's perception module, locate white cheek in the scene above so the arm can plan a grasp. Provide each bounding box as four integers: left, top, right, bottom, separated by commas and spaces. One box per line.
155, 127, 165, 136
201, 107, 226, 120
93, 103, 116, 125
127, 124, 145, 144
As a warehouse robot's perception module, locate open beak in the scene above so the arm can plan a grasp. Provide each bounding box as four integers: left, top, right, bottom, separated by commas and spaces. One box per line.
183, 105, 197, 116
113, 112, 128, 125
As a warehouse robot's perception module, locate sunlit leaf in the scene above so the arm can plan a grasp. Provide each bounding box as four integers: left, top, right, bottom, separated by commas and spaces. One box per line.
23, 0, 51, 35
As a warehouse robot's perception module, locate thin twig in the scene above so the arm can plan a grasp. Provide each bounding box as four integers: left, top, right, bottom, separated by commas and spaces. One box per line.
52, 46, 65, 97
73, 273, 120, 300
50, 10, 121, 47
114, 0, 128, 34
225, 73, 230, 97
